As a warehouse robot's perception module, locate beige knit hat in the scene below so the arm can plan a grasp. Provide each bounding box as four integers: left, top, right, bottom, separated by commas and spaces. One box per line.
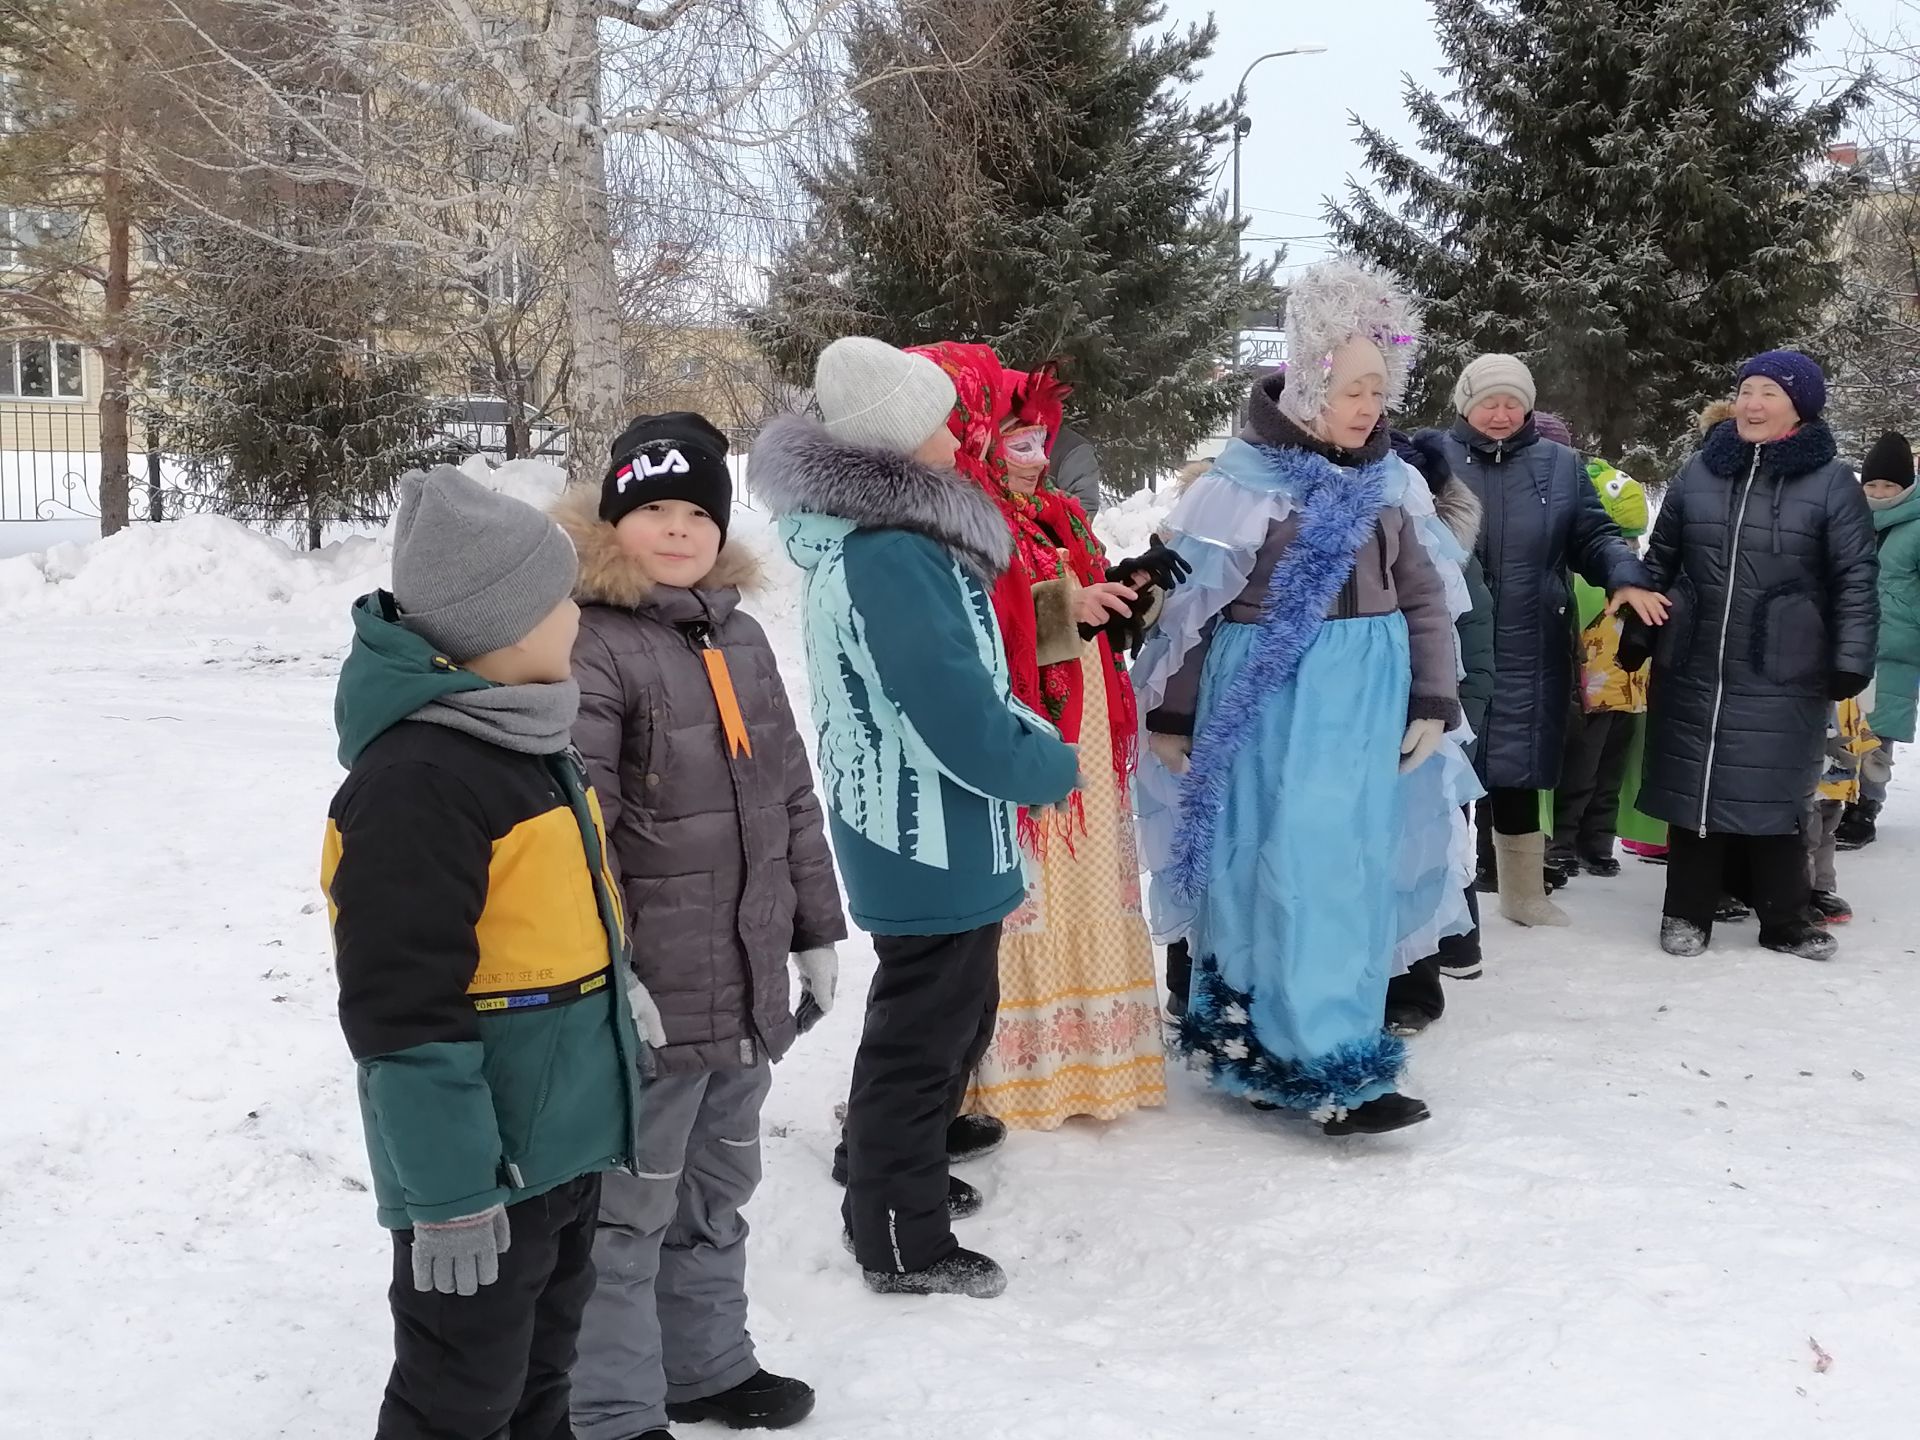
1452, 353, 1537, 416
813, 337, 958, 454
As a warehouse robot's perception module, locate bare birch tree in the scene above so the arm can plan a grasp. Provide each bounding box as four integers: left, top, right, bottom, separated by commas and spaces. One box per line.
144, 0, 863, 485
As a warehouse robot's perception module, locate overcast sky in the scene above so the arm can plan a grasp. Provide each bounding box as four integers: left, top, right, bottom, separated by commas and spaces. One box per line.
1161, 0, 1909, 273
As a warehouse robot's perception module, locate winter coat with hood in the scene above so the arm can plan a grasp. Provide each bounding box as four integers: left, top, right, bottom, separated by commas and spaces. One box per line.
1439, 417, 1651, 789
1145, 376, 1462, 736
1638, 416, 1879, 837
751, 414, 1080, 936
555, 490, 847, 1077
1867, 484, 1920, 744
322, 592, 642, 1228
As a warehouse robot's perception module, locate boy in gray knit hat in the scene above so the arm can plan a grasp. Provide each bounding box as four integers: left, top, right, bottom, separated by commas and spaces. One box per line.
322, 464, 649, 1440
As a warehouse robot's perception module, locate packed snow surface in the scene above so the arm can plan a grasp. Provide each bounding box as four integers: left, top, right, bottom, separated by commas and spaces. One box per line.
4, 464, 1916, 1437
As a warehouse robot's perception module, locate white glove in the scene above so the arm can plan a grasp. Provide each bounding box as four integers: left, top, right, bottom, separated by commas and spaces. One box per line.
792, 946, 839, 1015
1399, 718, 1446, 774
1148, 732, 1193, 775
626, 970, 667, 1048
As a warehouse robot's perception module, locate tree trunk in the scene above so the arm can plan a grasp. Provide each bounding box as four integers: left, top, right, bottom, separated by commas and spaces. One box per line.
98, 165, 134, 537
556, 10, 623, 488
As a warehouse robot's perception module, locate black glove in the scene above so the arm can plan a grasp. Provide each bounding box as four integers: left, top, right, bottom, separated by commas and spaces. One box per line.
1616, 611, 1655, 674
1108, 535, 1192, 592
1829, 671, 1871, 702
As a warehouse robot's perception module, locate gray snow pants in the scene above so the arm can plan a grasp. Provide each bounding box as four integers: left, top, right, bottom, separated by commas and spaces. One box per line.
569, 1063, 772, 1440
1802, 791, 1844, 893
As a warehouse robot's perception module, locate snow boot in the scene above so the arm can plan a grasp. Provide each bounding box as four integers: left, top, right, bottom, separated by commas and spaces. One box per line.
1473, 863, 1499, 894
1581, 851, 1622, 878
1437, 953, 1483, 980
1494, 832, 1570, 927
1714, 894, 1752, 923
666, 1370, 815, 1431
1544, 850, 1575, 891
1164, 937, 1194, 1019
632, 1431, 674, 1440
1835, 801, 1879, 851
1660, 915, 1710, 957
947, 1113, 1006, 1165
1323, 1092, 1430, 1136
864, 1247, 1007, 1299
1761, 918, 1838, 961
1385, 1004, 1434, 1038
1809, 891, 1852, 926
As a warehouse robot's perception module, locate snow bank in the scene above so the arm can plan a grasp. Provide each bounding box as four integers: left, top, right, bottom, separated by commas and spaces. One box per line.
0, 457, 569, 621
1093, 485, 1177, 560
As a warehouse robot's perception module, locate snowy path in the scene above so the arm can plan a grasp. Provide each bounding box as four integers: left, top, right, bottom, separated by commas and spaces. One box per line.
5, 608, 1917, 1440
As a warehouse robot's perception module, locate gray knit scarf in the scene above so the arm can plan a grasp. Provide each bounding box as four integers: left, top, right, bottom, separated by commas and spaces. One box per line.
413, 679, 581, 755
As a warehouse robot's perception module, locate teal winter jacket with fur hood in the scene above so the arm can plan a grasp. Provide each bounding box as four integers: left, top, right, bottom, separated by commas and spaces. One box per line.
752, 414, 1079, 935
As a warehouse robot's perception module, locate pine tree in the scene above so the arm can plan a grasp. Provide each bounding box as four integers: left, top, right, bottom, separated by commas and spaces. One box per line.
751, 0, 1269, 493
147, 218, 447, 550
1328, 0, 1864, 463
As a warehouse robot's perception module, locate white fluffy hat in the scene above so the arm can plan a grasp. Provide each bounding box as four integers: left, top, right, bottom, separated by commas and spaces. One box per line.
1277, 259, 1422, 425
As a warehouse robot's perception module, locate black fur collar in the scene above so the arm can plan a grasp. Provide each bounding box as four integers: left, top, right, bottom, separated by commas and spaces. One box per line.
1240, 372, 1392, 466
751, 414, 1013, 579
1700, 418, 1840, 481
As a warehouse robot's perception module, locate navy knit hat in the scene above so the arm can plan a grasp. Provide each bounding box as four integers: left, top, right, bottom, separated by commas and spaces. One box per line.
1736, 350, 1827, 421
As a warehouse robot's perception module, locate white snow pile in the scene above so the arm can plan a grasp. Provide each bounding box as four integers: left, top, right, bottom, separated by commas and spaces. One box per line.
1092, 484, 1177, 560
0, 458, 567, 620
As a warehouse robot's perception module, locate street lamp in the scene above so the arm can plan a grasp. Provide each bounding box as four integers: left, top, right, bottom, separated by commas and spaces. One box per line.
1230, 46, 1329, 236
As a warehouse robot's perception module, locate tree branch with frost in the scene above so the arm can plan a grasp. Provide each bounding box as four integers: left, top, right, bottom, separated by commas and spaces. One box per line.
600, 0, 701, 29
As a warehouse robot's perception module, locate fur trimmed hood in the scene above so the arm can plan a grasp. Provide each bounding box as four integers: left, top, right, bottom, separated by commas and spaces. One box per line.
1432, 475, 1484, 550
551, 485, 764, 610
750, 413, 1013, 579
1697, 399, 1738, 437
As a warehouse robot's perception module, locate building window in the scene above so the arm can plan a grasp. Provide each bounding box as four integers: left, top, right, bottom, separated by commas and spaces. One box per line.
1, 206, 81, 266
0, 339, 86, 399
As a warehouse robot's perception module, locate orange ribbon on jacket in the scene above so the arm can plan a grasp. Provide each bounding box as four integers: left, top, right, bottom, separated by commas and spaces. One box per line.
701, 646, 753, 759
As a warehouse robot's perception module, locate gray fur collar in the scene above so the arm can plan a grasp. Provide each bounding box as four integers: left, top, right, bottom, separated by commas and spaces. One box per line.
752, 414, 1013, 579
1432, 476, 1483, 549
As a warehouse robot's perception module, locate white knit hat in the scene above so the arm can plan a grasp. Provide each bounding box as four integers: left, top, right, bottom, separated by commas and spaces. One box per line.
813, 337, 958, 454
1453, 353, 1537, 415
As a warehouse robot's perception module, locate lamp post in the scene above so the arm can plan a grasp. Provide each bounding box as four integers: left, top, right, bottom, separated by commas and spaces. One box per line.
1230, 46, 1328, 236
1229, 45, 1326, 383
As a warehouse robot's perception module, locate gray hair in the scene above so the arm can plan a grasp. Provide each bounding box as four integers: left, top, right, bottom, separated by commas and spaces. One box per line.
1278, 259, 1422, 424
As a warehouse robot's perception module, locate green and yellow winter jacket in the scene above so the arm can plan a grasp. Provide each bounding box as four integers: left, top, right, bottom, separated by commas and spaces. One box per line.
321, 593, 641, 1229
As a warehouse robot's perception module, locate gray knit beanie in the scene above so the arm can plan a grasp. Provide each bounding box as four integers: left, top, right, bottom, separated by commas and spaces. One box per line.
814, 337, 957, 454
1453, 353, 1537, 416
391, 465, 579, 661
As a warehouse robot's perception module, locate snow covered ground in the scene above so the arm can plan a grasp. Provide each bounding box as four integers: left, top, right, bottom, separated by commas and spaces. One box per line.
4, 468, 1917, 1439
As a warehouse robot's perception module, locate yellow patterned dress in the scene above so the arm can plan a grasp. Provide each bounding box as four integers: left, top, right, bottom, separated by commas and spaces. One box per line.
965, 642, 1167, 1129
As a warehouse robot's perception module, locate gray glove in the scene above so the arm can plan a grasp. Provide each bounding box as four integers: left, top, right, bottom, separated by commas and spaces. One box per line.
411, 1204, 511, 1296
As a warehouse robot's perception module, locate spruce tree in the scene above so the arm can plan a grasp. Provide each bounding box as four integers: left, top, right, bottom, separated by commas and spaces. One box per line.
751, 0, 1269, 493
1328, 0, 1864, 462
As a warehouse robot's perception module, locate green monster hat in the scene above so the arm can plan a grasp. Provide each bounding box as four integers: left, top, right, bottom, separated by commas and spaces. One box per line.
1586, 458, 1648, 538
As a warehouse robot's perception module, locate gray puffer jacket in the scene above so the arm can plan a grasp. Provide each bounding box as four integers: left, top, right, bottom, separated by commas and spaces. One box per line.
557, 489, 847, 1075
1639, 419, 1879, 837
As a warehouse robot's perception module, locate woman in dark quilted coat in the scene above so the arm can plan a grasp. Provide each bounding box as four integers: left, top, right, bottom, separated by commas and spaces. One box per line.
1439, 354, 1659, 929
559, 413, 846, 1438
1635, 353, 1879, 962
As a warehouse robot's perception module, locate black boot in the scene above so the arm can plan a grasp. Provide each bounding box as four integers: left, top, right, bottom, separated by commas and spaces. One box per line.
1581, 851, 1622, 878
666, 1370, 816, 1431
1713, 894, 1752, 923
864, 1247, 1007, 1299
1835, 801, 1879, 850
1660, 915, 1710, 956
1809, 890, 1852, 926
1761, 918, 1838, 961
1322, 1093, 1430, 1136
1385, 1004, 1434, 1037
946, 1113, 1006, 1165
1164, 939, 1193, 1018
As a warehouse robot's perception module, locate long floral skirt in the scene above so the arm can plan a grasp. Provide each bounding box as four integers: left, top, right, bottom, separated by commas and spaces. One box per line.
965, 644, 1167, 1130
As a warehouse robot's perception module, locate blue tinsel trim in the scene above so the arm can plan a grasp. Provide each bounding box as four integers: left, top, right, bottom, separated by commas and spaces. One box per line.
1176, 958, 1406, 1112
1167, 446, 1390, 899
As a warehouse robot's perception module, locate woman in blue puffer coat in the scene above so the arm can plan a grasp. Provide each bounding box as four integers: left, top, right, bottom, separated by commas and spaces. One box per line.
1439, 354, 1662, 928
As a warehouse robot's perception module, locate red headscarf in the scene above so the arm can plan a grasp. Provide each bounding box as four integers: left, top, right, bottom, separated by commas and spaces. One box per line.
908, 342, 1138, 854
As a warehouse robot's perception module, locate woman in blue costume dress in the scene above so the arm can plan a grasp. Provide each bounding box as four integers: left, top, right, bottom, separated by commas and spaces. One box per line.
1133, 261, 1479, 1136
